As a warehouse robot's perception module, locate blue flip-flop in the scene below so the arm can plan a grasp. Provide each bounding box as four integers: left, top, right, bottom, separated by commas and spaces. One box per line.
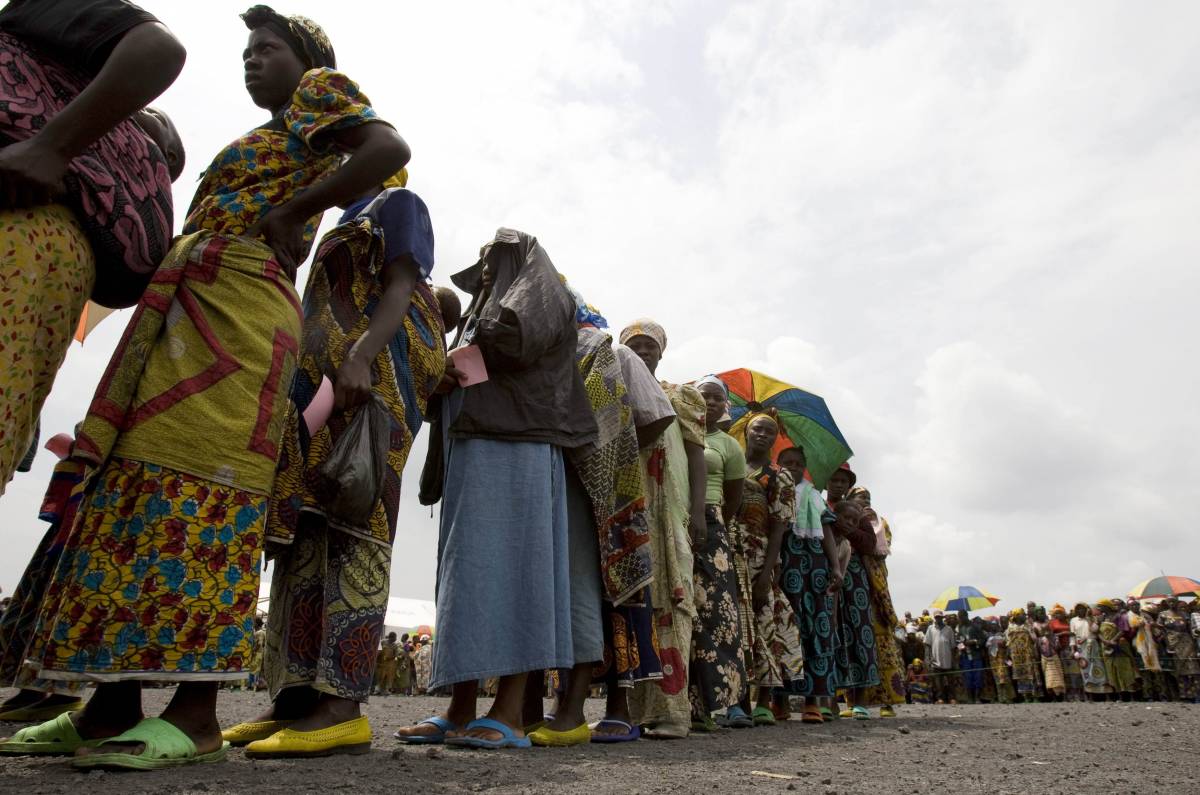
394, 715, 459, 745
444, 718, 531, 750
590, 718, 640, 743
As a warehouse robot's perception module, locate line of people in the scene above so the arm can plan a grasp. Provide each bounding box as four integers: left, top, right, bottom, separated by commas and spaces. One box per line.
0, 0, 909, 769
900, 598, 1200, 705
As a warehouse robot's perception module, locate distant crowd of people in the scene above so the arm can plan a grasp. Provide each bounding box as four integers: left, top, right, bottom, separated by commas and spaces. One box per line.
896, 599, 1200, 704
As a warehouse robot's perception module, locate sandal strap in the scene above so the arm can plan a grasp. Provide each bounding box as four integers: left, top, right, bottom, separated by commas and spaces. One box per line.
10, 712, 83, 744
464, 717, 518, 739
96, 717, 196, 760
417, 715, 456, 732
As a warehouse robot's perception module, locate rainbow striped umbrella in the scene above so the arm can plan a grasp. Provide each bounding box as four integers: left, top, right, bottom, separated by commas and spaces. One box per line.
715, 368, 852, 489
929, 585, 1001, 613
1127, 575, 1200, 600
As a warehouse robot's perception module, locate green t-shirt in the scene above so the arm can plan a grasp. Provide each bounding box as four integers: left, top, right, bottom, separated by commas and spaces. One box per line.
703, 430, 746, 505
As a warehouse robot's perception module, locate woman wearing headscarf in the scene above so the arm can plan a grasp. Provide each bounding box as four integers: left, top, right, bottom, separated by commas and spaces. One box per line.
830, 498, 881, 720
521, 290, 666, 747
1158, 598, 1198, 702
986, 620, 1013, 704
1047, 605, 1082, 701
847, 485, 905, 718
730, 411, 802, 725
1128, 600, 1166, 701
689, 375, 749, 731
1005, 609, 1040, 702
1, 6, 409, 768
0, 0, 185, 495
395, 229, 595, 750
777, 445, 841, 724
620, 320, 707, 740
1097, 599, 1137, 700
220, 175, 444, 755
1070, 602, 1111, 700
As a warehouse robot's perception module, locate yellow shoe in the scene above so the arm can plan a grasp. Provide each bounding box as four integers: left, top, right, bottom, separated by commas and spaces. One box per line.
244, 716, 372, 758
221, 720, 295, 747
528, 723, 591, 747
879, 706, 896, 718
838, 708, 854, 719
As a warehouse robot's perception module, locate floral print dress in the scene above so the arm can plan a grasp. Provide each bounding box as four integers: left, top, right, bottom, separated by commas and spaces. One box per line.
20, 68, 381, 685
735, 463, 803, 689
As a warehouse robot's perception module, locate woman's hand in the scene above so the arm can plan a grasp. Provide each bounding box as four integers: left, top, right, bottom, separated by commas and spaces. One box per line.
752, 571, 771, 610
248, 205, 307, 272
334, 354, 373, 411
0, 138, 68, 210
689, 509, 708, 548
434, 362, 465, 395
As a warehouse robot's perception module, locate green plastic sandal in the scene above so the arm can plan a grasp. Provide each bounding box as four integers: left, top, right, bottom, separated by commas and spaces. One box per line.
0, 712, 101, 756
751, 706, 777, 726
71, 717, 229, 771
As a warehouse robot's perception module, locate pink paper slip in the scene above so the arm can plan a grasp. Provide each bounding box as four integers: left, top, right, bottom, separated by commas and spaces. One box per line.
303, 376, 335, 435
44, 433, 74, 460
449, 345, 489, 387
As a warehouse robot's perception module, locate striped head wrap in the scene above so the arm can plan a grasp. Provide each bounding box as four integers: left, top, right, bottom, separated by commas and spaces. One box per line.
242, 5, 337, 70
619, 318, 667, 353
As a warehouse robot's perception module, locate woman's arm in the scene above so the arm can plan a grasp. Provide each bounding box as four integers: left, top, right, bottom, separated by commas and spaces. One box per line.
754, 512, 787, 607
720, 478, 743, 526
334, 254, 420, 410
684, 440, 707, 545
250, 123, 410, 271
0, 21, 185, 208
635, 416, 674, 449
820, 523, 842, 594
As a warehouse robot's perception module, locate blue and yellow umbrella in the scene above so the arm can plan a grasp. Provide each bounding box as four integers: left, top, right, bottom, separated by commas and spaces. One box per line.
929, 585, 1001, 613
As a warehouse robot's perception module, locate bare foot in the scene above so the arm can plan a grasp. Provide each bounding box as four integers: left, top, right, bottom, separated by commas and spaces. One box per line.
395, 706, 474, 740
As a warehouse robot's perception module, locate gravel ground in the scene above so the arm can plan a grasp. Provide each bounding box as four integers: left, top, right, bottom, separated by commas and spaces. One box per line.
2, 689, 1198, 794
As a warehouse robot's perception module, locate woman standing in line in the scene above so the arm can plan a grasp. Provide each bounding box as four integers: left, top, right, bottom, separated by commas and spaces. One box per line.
224, 177, 444, 756
2, 6, 409, 768
394, 229, 595, 750
731, 412, 802, 726
847, 485, 905, 718
621, 320, 707, 740
688, 376, 749, 732
831, 500, 881, 720
777, 446, 841, 724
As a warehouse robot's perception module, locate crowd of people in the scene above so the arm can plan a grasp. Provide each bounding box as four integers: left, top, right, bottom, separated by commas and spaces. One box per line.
896, 598, 1200, 705
0, 0, 1188, 774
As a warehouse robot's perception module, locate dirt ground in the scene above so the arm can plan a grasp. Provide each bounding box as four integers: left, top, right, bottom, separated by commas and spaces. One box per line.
2, 689, 1198, 794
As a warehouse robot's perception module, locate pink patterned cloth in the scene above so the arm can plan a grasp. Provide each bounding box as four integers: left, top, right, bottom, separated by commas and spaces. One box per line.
0, 31, 173, 307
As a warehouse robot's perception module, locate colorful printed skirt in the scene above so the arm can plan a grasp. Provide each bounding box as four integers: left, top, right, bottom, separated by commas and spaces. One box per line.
688, 507, 747, 715
859, 555, 905, 706
1079, 637, 1111, 694
0, 205, 94, 495
780, 535, 837, 698
263, 518, 390, 702
24, 458, 265, 682
833, 554, 880, 691
628, 604, 692, 734
742, 522, 804, 689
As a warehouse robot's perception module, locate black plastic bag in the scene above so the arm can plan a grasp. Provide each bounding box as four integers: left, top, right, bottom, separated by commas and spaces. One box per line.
318, 396, 391, 527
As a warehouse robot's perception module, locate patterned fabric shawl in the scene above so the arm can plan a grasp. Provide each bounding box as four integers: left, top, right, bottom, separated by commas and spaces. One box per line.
73, 232, 302, 496
0, 32, 174, 308
569, 327, 654, 605
266, 191, 445, 548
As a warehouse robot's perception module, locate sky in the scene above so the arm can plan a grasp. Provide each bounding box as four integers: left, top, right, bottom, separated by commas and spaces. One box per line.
2, 0, 1198, 617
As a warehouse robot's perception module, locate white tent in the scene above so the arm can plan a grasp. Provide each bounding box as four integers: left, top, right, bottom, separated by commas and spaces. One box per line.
257, 590, 435, 635
384, 596, 436, 635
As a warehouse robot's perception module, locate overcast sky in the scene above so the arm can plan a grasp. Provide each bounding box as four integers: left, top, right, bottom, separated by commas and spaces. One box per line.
3, 0, 1197, 616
